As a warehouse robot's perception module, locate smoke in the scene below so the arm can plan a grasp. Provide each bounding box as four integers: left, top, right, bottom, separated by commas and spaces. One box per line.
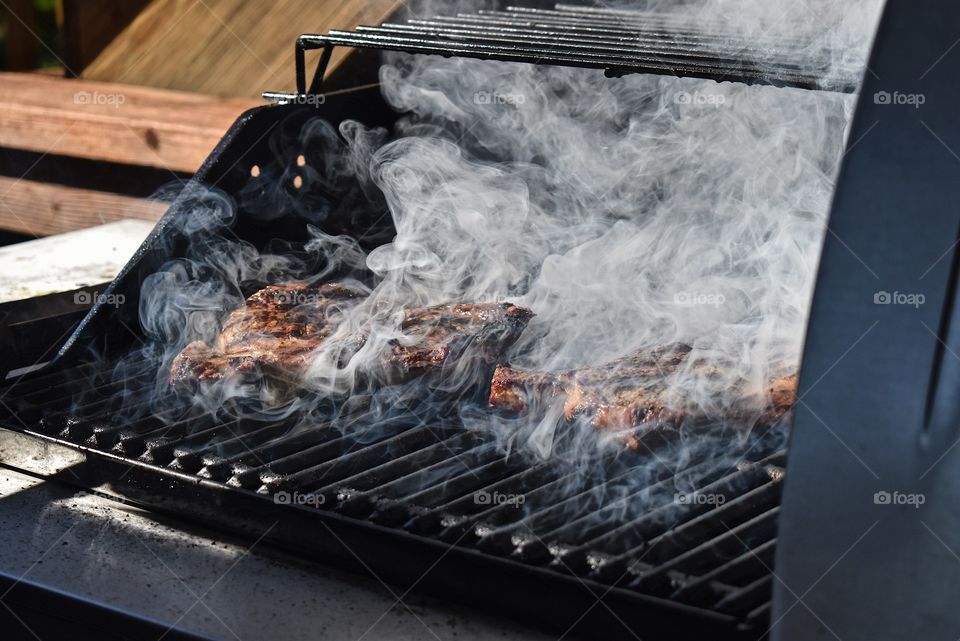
360, 0, 882, 454
119, 1, 884, 482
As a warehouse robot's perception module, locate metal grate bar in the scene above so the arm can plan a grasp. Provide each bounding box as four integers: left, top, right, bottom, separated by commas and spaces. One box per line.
86, 403, 208, 453
33, 393, 161, 438
311, 431, 484, 504
431, 463, 611, 541
139, 420, 256, 466
491, 457, 731, 562
671, 538, 777, 601
558, 456, 782, 574
224, 424, 413, 489
197, 429, 337, 481
254, 423, 459, 494
399, 460, 563, 532
466, 455, 671, 547
714, 574, 774, 615
744, 601, 772, 627
387, 20, 817, 66
382, 454, 517, 509
479, 10, 805, 49
581, 480, 779, 583
630, 507, 780, 587
321, 30, 828, 90
331, 444, 511, 517
501, 6, 813, 46
358, 24, 818, 78
168, 419, 295, 473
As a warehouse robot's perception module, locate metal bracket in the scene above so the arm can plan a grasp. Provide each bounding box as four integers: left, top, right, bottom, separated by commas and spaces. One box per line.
262, 35, 334, 103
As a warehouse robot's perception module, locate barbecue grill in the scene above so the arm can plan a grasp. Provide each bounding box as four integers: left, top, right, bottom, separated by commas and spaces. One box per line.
2, 2, 957, 640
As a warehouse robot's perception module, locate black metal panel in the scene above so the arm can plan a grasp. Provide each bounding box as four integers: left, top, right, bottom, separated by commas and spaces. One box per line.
54, 86, 398, 365
774, 1, 960, 639
0, 571, 214, 641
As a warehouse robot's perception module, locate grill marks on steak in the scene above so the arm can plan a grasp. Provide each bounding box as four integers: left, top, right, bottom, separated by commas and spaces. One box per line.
169, 283, 534, 392
385, 302, 535, 381
169, 283, 365, 385
489, 344, 798, 448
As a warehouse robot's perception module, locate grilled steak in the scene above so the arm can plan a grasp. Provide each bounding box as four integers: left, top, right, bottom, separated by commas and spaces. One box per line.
489, 344, 798, 448
169, 283, 365, 385
170, 283, 534, 393
384, 302, 534, 382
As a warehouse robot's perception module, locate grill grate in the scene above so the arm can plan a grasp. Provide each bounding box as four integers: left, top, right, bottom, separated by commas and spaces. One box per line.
275, 3, 860, 101
0, 361, 787, 637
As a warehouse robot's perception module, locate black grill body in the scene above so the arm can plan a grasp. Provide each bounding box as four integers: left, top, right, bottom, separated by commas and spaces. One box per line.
0, 82, 791, 641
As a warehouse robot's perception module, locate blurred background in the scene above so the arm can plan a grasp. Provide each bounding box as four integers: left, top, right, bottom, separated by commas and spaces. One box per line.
0, 0, 405, 249
0, 0, 60, 71
0, 0, 407, 96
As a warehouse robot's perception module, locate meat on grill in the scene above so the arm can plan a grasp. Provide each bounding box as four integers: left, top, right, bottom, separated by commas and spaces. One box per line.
384, 302, 534, 383
169, 283, 533, 391
489, 344, 798, 449
169, 283, 365, 385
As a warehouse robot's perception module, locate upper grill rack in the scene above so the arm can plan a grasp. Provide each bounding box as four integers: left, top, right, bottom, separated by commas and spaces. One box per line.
269, 3, 861, 101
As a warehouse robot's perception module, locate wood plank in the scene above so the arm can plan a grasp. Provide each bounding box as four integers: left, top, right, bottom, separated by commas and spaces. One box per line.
0, 175, 168, 237
0, 72, 260, 172
82, 0, 402, 98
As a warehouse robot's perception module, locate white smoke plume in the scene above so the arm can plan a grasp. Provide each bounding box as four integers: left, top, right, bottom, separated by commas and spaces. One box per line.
130, 1, 885, 469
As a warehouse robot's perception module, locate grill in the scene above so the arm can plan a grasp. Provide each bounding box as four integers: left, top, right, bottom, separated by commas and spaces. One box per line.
270, 3, 861, 101
0, 357, 787, 640
0, 2, 914, 640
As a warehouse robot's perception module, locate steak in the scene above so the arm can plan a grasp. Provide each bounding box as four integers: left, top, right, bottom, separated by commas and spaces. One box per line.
384, 302, 534, 382
170, 283, 534, 392
489, 344, 798, 449
169, 283, 365, 386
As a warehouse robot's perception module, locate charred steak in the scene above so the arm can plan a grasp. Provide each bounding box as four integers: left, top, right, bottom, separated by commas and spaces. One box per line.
489, 344, 798, 448
170, 283, 534, 392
